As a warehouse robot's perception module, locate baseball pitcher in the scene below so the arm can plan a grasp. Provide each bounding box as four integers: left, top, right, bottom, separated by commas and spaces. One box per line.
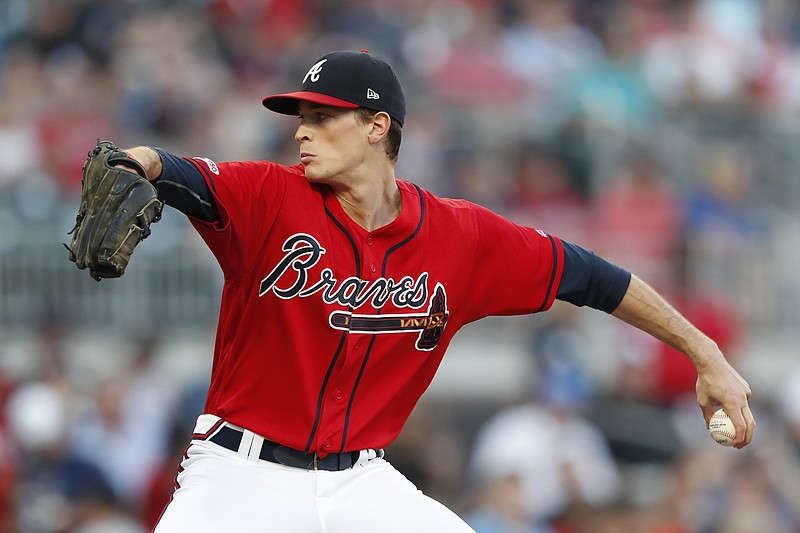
67, 51, 754, 532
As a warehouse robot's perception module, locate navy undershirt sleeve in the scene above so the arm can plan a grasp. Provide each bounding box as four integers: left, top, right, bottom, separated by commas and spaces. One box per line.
556, 240, 631, 313
152, 148, 220, 223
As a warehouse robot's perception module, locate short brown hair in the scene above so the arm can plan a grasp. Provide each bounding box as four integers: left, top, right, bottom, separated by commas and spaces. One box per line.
355, 108, 402, 162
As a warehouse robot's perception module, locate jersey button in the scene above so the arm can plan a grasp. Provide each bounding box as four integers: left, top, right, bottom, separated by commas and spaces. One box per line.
324, 439, 332, 449
367, 237, 374, 246
335, 390, 343, 400
370, 264, 376, 273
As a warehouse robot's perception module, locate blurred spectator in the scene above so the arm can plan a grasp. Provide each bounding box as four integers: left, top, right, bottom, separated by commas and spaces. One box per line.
467, 312, 622, 527
505, 142, 589, 243
112, 8, 233, 152
70, 337, 178, 509
0, 42, 44, 192
642, 0, 761, 109
559, 1, 657, 187
684, 140, 771, 324
29, 314, 71, 387
209, 0, 312, 69
422, 2, 523, 107
395, 106, 449, 196
6, 381, 117, 532
450, 150, 516, 212
686, 141, 760, 241
591, 148, 683, 291
747, 0, 800, 115
319, 0, 407, 61
17, 0, 125, 197
463, 474, 549, 533
705, 455, 798, 533
499, 0, 603, 132
670, 446, 800, 533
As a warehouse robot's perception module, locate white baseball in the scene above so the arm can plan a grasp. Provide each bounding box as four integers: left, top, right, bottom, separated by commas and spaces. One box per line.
708, 409, 736, 446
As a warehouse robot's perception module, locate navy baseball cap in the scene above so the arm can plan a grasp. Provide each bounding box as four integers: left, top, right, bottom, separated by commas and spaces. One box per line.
262, 50, 406, 127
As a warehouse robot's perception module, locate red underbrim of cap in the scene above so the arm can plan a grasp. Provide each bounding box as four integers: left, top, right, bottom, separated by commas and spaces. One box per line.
262, 91, 360, 116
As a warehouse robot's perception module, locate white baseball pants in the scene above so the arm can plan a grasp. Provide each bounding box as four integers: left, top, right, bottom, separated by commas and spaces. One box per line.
154, 415, 475, 533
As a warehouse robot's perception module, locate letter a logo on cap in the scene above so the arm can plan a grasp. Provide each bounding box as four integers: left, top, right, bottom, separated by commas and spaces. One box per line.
303, 59, 327, 84
366, 88, 380, 100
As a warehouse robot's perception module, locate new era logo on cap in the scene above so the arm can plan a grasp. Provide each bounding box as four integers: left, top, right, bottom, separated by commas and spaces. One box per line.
262, 51, 406, 126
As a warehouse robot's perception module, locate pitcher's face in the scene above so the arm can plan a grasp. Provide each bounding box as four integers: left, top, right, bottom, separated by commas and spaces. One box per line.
295, 103, 373, 184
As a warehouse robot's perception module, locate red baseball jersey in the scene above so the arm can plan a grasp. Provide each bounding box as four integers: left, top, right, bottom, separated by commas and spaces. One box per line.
186, 157, 564, 455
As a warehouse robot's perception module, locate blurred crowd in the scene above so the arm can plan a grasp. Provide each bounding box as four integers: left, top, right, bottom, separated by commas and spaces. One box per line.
2, 0, 800, 531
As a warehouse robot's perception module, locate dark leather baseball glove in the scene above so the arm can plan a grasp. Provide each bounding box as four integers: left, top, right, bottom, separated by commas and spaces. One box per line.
65, 140, 162, 281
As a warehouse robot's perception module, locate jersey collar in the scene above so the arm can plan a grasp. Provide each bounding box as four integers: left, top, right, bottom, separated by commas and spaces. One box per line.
321, 180, 422, 241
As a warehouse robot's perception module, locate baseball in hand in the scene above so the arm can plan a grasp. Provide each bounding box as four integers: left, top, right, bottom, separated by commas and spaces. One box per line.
708, 409, 736, 446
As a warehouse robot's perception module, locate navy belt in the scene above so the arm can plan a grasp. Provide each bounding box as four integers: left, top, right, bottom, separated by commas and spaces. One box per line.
209, 425, 362, 471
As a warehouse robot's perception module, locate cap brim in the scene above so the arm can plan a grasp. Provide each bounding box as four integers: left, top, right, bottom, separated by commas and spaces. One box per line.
262, 91, 360, 116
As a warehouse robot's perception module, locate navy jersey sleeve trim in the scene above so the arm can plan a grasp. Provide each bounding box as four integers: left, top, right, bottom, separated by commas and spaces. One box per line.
556, 240, 631, 313
152, 148, 220, 223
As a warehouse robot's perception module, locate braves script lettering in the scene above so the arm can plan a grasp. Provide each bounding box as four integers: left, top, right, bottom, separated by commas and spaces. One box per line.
259, 234, 429, 310
259, 234, 448, 350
